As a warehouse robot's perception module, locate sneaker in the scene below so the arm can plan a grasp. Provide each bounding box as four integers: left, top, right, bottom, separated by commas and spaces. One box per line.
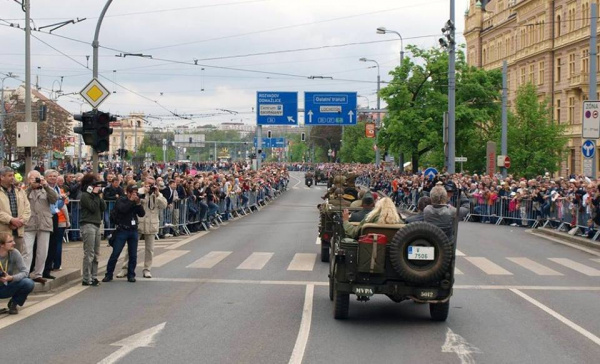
116, 271, 127, 279
164, 233, 173, 238
128, 277, 136, 283
82, 281, 91, 286
7, 300, 18, 315
510, 223, 517, 226
91, 279, 101, 287
102, 276, 113, 283
143, 270, 152, 278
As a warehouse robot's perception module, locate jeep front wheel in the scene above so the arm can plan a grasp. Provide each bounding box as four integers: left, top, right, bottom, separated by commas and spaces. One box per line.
333, 268, 349, 319
321, 242, 330, 262
389, 222, 452, 284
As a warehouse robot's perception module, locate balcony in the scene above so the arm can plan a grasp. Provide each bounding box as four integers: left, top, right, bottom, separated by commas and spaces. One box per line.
568, 72, 588, 89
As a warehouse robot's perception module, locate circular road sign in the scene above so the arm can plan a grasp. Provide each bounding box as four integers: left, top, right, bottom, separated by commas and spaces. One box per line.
504, 156, 511, 169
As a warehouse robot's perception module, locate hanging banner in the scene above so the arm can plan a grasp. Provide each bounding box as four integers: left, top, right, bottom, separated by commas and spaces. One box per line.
365, 122, 376, 138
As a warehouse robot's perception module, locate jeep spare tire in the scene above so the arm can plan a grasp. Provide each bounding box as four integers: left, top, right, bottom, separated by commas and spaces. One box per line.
389, 222, 452, 283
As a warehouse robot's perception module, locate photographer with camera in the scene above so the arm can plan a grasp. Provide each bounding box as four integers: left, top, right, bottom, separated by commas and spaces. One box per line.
79, 174, 107, 286
23, 170, 58, 284
103, 184, 145, 283
116, 177, 166, 279
0, 232, 34, 314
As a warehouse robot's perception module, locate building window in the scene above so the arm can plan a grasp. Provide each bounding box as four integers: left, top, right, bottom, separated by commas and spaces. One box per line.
520, 67, 526, 85
556, 58, 562, 82
568, 8, 575, 32
539, 19, 545, 41
529, 64, 535, 83
538, 61, 545, 85
556, 98, 561, 123
584, 1, 591, 26
568, 96, 575, 124
483, 49, 487, 64
557, 15, 561, 37
582, 49, 589, 74
569, 53, 576, 77
521, 29, 526, 48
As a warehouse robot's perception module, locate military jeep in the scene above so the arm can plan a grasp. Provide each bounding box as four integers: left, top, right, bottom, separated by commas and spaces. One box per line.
318, 204, 362, 262
329, 221, 456, 321
314, 169, 329, 186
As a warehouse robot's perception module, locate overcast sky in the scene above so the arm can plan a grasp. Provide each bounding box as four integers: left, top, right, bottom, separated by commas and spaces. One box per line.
1, 0, 469, 128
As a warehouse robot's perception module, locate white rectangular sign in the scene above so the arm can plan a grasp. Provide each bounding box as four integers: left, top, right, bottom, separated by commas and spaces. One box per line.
455, 156, 467, 162
582, 101, 600, 139
259, 104, 283, 116
583, 158, 594, 178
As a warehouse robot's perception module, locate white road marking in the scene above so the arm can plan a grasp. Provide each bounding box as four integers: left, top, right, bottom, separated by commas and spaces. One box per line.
315, 237, 320, 245
288, 284, 314, 364
140, 250, 189, 268
0, 286, 87, 331
442, 327, 482, 364
511, 289, 600, 347
98, 322, 166, 364
292, 187, 299, 190
548, 258, 600, 276
166, 232, 209, 250
455, 249, 466, 257
142, 278, 600, 291
507, 257, 563, 276
290, 174, 302, 188
454, 267, 464, 275
591, 258, 600, 264
236, 252, 274, 270
464, 257, 513, 275
287, 253, 317, 271
187, 251, 232, 269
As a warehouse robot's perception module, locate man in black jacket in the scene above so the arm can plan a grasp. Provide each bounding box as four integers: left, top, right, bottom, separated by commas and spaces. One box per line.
103, 185, 145, 283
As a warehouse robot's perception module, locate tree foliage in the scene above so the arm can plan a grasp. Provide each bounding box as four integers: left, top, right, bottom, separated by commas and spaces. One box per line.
339, 122, 375, 163
507, 83, 567, 178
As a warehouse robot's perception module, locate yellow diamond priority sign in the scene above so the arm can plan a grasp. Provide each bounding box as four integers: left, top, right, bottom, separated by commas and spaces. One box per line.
80, 78, 110, 108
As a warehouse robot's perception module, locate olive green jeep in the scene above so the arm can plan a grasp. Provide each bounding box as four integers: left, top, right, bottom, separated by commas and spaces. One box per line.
329, 221, 457, 321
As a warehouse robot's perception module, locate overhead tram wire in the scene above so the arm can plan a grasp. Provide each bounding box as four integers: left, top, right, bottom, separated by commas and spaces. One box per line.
137, 0, 447, 52
30, 33, 193, 121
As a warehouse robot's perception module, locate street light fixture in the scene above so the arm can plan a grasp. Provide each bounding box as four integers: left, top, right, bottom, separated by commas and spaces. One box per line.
376, 26, 404, 68
359, 58, 381, 166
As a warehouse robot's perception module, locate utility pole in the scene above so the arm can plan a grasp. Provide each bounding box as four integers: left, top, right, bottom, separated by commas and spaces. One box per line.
257, 125, 263, 170
589, 3, 598, 178
376, 72, 381, 167
442, 0, 456, 174
24, 0, 33, 173
501, 60, 508, 178
92, 0, 113, 173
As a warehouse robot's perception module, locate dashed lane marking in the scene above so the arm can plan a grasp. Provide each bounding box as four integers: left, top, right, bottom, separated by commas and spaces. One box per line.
548, 258, 600, 276
165, 232, 209, 250
507, 257, 563, 276
464, 257, 513, 275
454, 267, 463, 275
455, 249, 465, 257
142, 250, 190, 268
237, 252, 274, 270
287, 253, 317, 271
187, 251, 232, 269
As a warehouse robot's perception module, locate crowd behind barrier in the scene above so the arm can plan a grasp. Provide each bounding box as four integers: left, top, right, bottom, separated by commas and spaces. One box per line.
295, 162, 600, 243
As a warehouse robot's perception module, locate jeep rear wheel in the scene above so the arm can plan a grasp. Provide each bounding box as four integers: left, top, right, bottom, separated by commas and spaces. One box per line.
389, 222, 452, 284
333, 267, 349, 319
430, 300, 450, 321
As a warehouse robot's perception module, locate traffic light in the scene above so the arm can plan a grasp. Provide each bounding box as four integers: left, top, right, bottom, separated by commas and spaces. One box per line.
267, 130, 272, 138
73, 111, 96, 146
301, 132, 305, 142
94, 111, 114, 153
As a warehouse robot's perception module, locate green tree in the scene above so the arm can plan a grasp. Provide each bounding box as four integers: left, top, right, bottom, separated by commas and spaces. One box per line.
379, 45, 502, 172
507, 83, 567, 178
339, 122, 375, 163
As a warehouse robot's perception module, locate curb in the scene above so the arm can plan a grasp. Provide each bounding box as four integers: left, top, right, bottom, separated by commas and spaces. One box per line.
32, 268, 81, 293
528, 227, 600, 252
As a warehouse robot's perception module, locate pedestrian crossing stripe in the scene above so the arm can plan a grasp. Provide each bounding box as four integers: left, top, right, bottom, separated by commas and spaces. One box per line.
148, 249, 600, 277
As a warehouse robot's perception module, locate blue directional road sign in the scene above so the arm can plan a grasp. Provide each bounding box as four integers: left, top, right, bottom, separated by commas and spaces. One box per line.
254, 137, 286, 148
257, 92, 298, 125
582, 140, 595, 158
423, 167, 438, 180
304, 92, 357, 125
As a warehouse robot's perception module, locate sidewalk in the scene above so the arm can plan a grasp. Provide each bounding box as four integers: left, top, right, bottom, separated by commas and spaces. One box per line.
529, 227, 600, 252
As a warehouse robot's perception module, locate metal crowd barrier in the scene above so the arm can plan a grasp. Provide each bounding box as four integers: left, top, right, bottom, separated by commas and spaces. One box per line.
65, 181, 288, 240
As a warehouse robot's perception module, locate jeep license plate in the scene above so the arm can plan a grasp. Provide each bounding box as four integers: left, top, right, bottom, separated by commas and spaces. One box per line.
417, 289, 438, 299
353, 287, 374, 296
408, 246, 434, 260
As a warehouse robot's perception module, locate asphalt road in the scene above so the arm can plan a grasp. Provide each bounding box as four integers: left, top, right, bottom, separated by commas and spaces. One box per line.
2, 172, 600, 364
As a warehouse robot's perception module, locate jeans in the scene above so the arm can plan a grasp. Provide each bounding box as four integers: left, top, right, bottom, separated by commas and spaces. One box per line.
52, 227, 66, 270
81, 223, 101, 283
105, 229, 139, 279
198, 201, 208, 221
207, 202, 219, 218
0, 278, 34, 306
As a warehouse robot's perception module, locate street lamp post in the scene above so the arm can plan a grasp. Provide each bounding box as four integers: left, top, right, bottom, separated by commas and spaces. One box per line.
359, 58, 381, 166
377, 26, 405, 169
1, 72, 18, 167
376, 27, 404, 68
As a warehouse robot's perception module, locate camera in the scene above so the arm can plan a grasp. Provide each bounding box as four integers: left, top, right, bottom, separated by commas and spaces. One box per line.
35, 177, 41, 183
149, 186, 157, 194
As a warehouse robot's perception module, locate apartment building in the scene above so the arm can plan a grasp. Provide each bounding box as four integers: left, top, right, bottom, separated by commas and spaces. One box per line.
464, 0, 600, 176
